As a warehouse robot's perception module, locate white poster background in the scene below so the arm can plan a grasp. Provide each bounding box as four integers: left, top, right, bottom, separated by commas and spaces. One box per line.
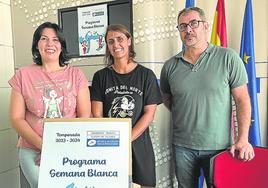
77, 4, 107, 56
38, 118, 131, 188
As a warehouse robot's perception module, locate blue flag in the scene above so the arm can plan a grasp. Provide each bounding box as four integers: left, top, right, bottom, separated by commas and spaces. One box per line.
185, 0, 195, 7
239, 0, 261, 146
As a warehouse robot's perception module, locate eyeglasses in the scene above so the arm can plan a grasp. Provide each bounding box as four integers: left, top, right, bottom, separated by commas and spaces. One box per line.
176, 20, 205, 32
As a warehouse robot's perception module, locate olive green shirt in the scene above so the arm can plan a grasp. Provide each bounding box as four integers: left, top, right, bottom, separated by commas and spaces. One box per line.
160, 44, 248, 150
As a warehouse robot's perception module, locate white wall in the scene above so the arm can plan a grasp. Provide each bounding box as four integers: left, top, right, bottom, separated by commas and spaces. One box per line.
0, 0, 20, 187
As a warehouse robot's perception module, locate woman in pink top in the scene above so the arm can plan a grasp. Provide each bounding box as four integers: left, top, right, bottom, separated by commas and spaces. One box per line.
9, 22, 91, 188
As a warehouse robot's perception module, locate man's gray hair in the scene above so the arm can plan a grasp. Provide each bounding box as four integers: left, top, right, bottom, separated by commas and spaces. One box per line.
177, 7, 207, 22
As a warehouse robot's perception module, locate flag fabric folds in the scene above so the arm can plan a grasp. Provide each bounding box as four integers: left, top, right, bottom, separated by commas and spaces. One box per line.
210, 0, 227, 47
185, 0, 195, 8
210, 0, 239, 144
239, 0, 261, 146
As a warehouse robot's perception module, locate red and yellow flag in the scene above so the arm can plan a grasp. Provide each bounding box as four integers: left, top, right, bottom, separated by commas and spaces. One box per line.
211, 0, 227, 47
211, 0, 238, 142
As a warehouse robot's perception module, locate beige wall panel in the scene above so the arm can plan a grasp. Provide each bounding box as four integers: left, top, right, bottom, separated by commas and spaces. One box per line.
196, 0, 217, 24
0, 3, 12, 46
12, 0, 61, 68
135, 37, 181, 63
0, 168, 20, 188
0, 88, 11, 131
259, 78, 267, 145
0, 0, 10, 5
70, 56, 105, 66
11, 0, 113, 68
0, 46, 14, 87
151, 104, 175, 187
256, 62, 268, 78
0, 129, 19, 173
133, 0, 182, 62
0, 1, 19, 187
224, 1, 245, 52
250, 0, 268, 62
12, 2, 41, 68
139, 63, 163, 78
11, 0, 268, 64
74, 64, 105, 82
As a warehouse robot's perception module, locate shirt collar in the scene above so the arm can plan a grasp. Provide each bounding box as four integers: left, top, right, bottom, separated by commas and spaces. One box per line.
175, 43, 214, 59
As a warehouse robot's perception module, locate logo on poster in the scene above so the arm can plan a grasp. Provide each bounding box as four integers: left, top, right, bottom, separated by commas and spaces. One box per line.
87, 139, 97, 146
66, 182, 95, 188
86, 130, 120, 147
92, 11, 104, 17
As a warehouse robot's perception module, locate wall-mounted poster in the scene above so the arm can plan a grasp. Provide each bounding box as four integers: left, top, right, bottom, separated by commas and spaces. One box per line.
38, 118, 131, 188
77, 4, 107, 56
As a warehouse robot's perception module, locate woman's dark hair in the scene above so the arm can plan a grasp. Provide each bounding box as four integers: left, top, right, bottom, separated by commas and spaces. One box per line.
104, 24, 136, 66
31, 22, 70, 66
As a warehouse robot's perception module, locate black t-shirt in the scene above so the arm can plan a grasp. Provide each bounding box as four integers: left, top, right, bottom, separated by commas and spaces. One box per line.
91, 64, 162, 186
91, 64, 162, 126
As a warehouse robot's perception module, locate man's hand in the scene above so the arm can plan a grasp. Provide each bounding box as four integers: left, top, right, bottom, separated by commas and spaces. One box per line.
230, 141, 255, 161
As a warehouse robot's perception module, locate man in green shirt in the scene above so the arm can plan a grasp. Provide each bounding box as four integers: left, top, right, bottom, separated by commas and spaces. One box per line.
160, 7, 254, 188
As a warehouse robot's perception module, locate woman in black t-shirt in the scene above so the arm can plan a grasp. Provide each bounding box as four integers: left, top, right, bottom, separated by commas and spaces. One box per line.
91, 24, 162, 188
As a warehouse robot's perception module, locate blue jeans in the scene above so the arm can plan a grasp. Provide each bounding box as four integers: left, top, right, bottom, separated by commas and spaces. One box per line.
173, 145, 223, 188
19, 148, 39, 188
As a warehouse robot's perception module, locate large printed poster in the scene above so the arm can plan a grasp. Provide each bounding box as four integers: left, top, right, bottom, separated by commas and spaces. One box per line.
38, 118, 131, 188
77, 4, 107, 56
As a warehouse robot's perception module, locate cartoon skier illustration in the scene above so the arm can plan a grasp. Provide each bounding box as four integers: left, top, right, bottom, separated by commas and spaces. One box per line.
79, 31, 105, 54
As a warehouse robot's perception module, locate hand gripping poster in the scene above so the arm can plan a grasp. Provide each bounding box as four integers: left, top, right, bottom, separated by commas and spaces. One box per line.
38, 118, 132, 188
77, 4, 107, 56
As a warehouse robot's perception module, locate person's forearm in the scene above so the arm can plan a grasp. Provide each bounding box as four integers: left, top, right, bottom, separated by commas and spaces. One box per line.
91, 101, 103, 118
235, 98, 251, 143
132, 105, 156, 141
132, 114, 154, 141
11, 119, 42, 150
77, 87, 91, 118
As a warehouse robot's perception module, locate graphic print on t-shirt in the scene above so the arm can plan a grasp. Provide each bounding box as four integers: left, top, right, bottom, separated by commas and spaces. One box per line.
43, 89, 63, 118
108, 95, 135, 118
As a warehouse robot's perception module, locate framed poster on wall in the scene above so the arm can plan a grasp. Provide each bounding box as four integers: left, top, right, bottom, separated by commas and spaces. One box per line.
77, 4, 107, 56
58, 0, 133, 58
38, 118, 132, 188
